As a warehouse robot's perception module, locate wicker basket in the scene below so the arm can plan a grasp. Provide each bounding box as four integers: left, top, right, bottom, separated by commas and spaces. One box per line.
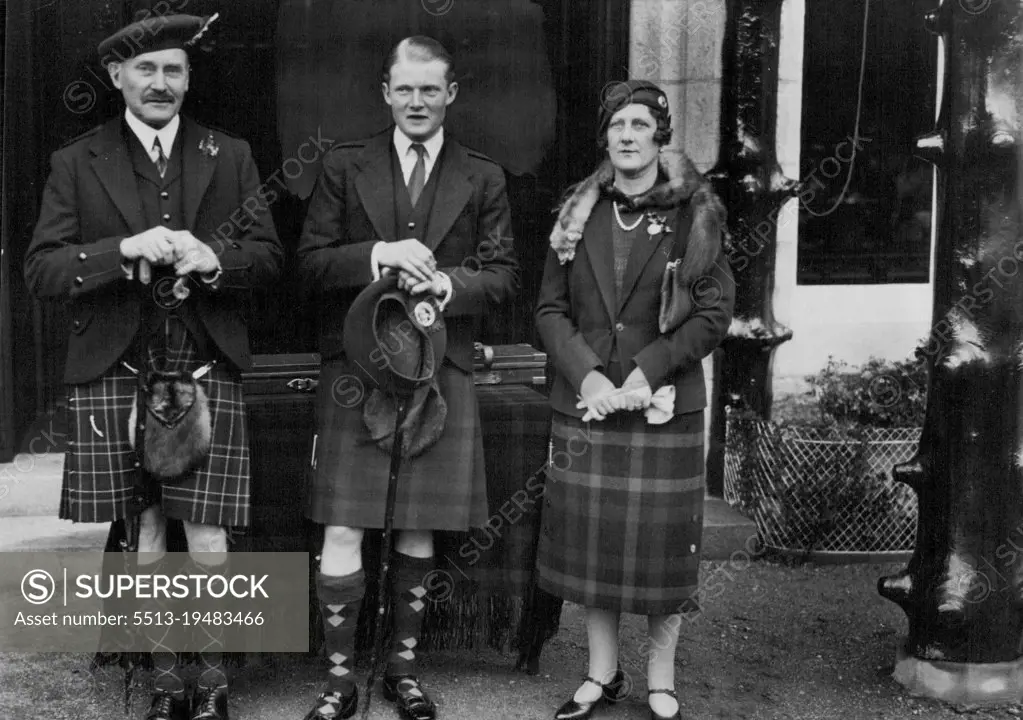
723, 410, 920, 558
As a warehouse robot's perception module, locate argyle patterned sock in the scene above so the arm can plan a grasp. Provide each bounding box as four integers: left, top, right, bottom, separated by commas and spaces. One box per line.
316, 569, 365, 694
138, 554, 185, 699
385, 553, 433, 678
186, 554, 229, 689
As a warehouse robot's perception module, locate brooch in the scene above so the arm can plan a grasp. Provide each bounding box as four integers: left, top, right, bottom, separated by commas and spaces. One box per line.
413, 300, 437, 328
646, 212, 671, 236
199, 133, 219, 159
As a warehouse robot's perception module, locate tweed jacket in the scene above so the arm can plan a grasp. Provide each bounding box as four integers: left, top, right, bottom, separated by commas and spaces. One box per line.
297, 128, 519, 373
536, 157, 735, 418
23, 115, 283, 384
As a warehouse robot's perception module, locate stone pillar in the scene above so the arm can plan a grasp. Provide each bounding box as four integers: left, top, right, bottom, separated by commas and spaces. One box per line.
704, 0, 800, 495
877, 0, 1023, 704
631, 0, 728, 465
630, 0, 727, 173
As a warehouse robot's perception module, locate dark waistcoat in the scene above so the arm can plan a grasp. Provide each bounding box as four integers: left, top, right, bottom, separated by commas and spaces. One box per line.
389, 141, 446, 242
125, 123, 213, 359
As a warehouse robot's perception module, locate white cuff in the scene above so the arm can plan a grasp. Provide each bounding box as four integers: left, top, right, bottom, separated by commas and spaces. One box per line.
370, 241, 386, 282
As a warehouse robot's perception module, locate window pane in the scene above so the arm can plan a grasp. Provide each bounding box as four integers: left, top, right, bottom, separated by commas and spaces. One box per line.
798, 0, 937, 285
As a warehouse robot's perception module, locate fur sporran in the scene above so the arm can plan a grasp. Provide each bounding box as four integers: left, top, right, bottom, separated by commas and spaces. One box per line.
128, 363, 214, 482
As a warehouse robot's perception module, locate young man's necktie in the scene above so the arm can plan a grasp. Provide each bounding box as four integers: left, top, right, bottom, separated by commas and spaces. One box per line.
407, 143, 426, 206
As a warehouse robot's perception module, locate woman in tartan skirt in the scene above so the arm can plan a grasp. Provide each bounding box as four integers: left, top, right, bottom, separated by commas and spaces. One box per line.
534, 80, 734, 720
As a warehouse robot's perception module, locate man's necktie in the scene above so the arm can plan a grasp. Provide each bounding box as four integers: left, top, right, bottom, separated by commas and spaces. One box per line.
407, 143, 426, 207
153, 137, 168, 178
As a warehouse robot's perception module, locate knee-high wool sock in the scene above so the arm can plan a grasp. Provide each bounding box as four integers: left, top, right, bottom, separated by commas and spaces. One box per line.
316, 569, 365, 694
138, 554, 185, 698
385, 553, 433, 678
186, 554, 229, 690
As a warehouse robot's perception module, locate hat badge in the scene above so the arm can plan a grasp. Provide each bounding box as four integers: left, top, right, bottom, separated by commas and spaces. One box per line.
413, 300, 437, 328
657, 95, 668, 108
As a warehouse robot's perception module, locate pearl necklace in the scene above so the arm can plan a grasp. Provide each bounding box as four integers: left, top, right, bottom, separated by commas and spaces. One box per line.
613, 202, 644, 231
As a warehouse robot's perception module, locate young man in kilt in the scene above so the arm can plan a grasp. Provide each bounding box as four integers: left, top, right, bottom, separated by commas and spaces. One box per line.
297, 36, 518, 720
23, 11, 282, 720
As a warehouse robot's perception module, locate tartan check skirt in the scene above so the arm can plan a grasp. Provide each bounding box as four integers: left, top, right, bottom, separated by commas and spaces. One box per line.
61, 317, 251, 527
536, 409, 705, 615
307, 358, 488, 531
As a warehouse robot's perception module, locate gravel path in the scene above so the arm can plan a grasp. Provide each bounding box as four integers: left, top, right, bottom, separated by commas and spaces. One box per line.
5, 560, 1023, 720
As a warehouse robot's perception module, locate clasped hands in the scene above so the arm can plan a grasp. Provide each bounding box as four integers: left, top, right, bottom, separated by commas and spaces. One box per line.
577, 367, 653, 423
377, 238, 450, 298
119, 226, 221, 285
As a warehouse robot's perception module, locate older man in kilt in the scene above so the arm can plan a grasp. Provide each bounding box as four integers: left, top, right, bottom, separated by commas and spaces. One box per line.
23, 11, 282, 720
297, 36, 518, 720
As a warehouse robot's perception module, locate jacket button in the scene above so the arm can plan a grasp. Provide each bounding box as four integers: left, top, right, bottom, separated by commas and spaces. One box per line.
162, 213, 171, 221
160, 191, 169, 199
78, 252, 87, 261
615, 322, 625, 332
74, 276, 84, 286
408, 222, 415, 230
73, 319, 81, 329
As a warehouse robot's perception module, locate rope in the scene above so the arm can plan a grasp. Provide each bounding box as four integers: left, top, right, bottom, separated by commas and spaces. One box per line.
803, 0, 871, 218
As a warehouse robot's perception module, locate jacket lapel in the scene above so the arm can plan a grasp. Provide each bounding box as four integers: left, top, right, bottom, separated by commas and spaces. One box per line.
182, 117, 217, 231
89, 119, 146, 236
354, 132, 398, 243
424, 139, 473, 252
583, 201, 618, 323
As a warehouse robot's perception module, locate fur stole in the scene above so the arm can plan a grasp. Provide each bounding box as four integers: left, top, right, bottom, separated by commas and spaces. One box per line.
549, 153, 726, 286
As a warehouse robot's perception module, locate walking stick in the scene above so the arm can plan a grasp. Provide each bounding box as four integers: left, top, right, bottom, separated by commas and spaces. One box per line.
361, 395, 411, 720
118, 355, 154, 716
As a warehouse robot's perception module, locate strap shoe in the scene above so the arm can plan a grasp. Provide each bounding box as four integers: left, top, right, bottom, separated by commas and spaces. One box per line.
554, 667, 629, 720
383, 674, 436, 720
648, 688, 682, 720
301, 686, 359, 720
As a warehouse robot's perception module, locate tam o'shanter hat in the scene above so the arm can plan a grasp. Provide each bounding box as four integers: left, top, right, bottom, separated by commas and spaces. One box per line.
343, 274, 450, 458
343, 274, 448, 396
97, 10, 220, 66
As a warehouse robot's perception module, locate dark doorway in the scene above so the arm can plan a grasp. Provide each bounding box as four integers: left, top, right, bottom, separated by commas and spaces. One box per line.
0, 0, 629, 458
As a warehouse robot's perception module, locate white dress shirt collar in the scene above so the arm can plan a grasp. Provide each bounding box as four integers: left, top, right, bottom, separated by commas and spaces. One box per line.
393, 126, 444, 185
124, 108, 180, 162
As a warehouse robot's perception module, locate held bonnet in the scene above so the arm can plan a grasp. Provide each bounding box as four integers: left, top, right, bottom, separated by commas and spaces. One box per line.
343, 274, 450, 458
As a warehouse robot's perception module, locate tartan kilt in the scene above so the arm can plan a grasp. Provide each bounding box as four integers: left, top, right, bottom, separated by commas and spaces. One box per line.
61, 320, 250, 528
307, 357, 488, 531
536, 409, 705, 615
